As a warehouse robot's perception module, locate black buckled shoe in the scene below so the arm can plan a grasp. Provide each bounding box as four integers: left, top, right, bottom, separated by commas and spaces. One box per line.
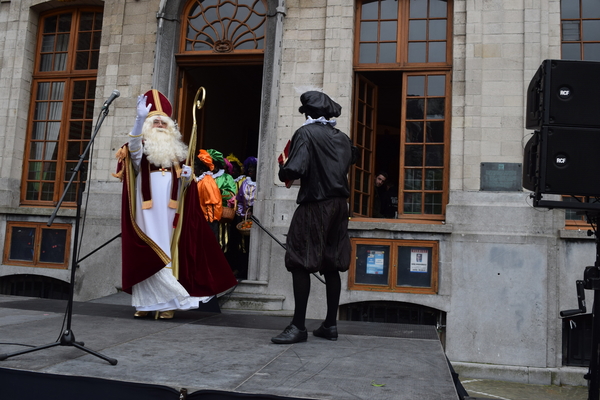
271, 324, 308, 344
313, 323, 338, 341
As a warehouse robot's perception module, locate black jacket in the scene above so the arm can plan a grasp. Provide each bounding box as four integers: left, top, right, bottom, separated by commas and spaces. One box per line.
279, 122, 355, 203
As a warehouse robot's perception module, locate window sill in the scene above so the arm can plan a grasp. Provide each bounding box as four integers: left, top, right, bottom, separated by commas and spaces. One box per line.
559, 229, 595, 240
348, 218, 453, 234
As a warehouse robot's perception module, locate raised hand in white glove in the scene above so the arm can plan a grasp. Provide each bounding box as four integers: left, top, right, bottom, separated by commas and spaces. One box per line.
136, 94, 152, 120
181, 164, 192, 178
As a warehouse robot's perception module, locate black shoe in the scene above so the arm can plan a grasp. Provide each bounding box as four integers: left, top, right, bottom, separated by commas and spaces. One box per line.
271, 324, 308, 344
313, 323, 338, 341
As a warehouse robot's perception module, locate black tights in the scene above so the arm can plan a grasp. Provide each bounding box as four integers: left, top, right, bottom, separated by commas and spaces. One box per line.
290, 269, 341, 331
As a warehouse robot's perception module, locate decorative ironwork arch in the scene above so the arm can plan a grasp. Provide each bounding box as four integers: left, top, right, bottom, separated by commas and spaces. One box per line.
183, 0, 267, 53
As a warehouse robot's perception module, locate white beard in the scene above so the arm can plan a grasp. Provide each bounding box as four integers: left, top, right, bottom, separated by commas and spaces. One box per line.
143, 127, 188, 168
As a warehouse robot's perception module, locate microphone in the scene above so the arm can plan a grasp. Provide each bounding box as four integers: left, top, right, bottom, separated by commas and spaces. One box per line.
102, 90, 120, 109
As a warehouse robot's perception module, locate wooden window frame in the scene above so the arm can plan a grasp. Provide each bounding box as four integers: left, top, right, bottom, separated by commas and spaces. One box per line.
348, 238, 439, 294
560, 0, 600, 61
3, 221, 71, 269
350, 0, 452, 222
21, 7, 102, 208
561, 1, 600, 227
354, 0, 453, 68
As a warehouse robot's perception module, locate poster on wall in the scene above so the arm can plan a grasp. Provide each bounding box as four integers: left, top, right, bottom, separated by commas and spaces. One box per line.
366, 250, 385, 275
410, 249, 428, 273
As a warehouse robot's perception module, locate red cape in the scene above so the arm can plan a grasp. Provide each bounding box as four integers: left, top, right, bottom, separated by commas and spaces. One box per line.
120, 154, 237, 296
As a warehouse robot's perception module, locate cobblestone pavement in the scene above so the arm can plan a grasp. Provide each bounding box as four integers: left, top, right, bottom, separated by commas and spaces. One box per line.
460, 378, 588, 400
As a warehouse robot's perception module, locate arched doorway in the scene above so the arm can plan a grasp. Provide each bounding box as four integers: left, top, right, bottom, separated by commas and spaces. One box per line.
174, 0, 269, 278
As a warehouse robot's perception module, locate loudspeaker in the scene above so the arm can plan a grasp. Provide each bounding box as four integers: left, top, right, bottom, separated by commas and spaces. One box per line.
522, 133, 539, 192
526, 59, 600, 130
535, 126, 600, 196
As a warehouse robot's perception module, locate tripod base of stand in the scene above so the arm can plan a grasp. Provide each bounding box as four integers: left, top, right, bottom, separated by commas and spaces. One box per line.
0, 329, 117, 365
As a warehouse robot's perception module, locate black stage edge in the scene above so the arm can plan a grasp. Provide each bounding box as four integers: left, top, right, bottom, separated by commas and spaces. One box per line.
0, 367, 312, 400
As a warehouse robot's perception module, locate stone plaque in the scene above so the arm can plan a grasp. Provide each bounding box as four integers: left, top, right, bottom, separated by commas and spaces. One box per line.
480, 162, 523, 191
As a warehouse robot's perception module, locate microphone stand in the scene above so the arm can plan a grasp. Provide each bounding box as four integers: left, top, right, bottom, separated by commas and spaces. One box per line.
0, 102, 118, 365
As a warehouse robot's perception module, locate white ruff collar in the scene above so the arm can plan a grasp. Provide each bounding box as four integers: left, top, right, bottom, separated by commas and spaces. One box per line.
212, 169, 224, 178
195, 171, 213, 181
303, 116, 337, 127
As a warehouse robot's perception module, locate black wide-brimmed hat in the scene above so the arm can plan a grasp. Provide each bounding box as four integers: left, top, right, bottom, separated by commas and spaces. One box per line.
299, 91, 341, 119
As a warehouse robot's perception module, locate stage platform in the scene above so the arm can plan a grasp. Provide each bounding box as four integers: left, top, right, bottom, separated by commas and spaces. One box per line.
0, 293, 459, 400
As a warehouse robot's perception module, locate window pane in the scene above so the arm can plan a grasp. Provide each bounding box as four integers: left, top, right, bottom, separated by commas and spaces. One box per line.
426, 98, 445, 119
583, 20, 600, 41
407, 76, 425, 96
29, 142, 44, 160
360, 43, 377, 63
41, 35, 55, 52
51, 82, 65, 100
79, 12, 94, 31
427, 75, 446, 96
44, 15, 57, 33
35, 103, 49, 120
425, 144, 444, 166
69, 122, 82, 140
584, 43, 600, 61
58, 14, 72, 32
561, 0, 580, 19
43, 162, 57, 181
409, 20, 427, 41
381, 0, 398, 16
562, 21, 581, 41
429, 20, 447, 40
426, 121, 445, 142
56, 33, 70, 52
406, 98, 424, 119
410, 0, 427, 18
428, 41, 446, 62
405, 145, 423, 166
380, 21, 397, 41
425, 169, 443, 190
562, 43, 582, 60
408, 42, 427, 63
40, 228, 67, 263
360, 21, 378, 41
406, 121, 424, 142
362, 1, 379, 20
430, 0, 448, 18
28, 162, 42, 180
424, 193, 443, 214
9, 226, 35, 262
40, 54, 53, 72
379, 42, 397, 63
404, 192, 422, 213
49, 102, 63, 120
583, 0, 600, 18
47, 122, 61, 141
354, 244, 390, 286
41, 182, 55, 201
32, 122, 46, 140
404, 169, 423, 190
26, 182, 40, 201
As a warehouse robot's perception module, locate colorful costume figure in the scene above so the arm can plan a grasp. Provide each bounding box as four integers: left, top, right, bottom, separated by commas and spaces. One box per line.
236, 157, 257, 217
208, 149, 237, 207
114, 90, 237, 319
227, 153, 245, 196
195, 150, 222, 223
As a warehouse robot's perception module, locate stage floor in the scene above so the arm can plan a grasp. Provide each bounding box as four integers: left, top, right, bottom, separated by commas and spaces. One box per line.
0, 293, 458, 400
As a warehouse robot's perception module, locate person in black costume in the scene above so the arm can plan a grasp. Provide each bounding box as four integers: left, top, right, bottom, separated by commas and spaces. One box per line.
272, 90, 356, 344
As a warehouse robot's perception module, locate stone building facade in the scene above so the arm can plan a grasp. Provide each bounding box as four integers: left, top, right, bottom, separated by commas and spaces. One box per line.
0, 0, 594, 385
